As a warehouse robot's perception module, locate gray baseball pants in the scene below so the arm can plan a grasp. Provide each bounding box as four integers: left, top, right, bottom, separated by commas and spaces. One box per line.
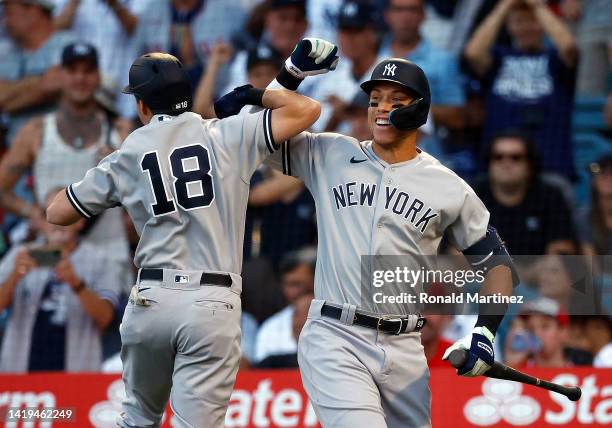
298, 299, 431, 428
116, 269, 242, 428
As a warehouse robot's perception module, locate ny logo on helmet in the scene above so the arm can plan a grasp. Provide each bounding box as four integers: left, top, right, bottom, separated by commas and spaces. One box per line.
383, 63, 397, 77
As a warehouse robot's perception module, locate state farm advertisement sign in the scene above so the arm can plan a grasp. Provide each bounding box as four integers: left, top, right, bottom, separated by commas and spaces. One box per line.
0, 368, 610, 427
431, 367, 612, 427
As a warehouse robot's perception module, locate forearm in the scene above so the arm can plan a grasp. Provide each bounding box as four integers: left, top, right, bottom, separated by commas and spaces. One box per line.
54, 0, 80, 30
77, 288, 114, 330
0, 189, 33, 217
534, 3, 577, 65
108, 0, 138, 35
431, 106, 465, 129
475, 265, 513, 335
0, 81, 14, 107
2, 77, 58, 113
0, 158, 34, 217
249, 173, 303, 206
0, 274, 19, 311
46, 188, 83, 226
263, 89, 320, 143
194, 61, 222, 118
464, 0, 514, 74
262, 88, 311, 111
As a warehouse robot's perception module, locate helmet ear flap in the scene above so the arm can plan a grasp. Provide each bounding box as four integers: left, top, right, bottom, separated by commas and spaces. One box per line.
388, 98, 428, 131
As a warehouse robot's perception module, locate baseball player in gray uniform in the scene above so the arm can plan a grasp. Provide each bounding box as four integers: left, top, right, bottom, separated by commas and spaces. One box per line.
217, 57, 518, 427
46, 42, 339, 428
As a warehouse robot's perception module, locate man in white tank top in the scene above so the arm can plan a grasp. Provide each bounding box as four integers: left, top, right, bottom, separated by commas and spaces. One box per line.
0, 42, 132, 287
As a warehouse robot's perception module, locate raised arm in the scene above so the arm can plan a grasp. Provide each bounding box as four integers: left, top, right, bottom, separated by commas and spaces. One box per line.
105, 0, 139, 35
54, 0, 80, 30
0, 119, 46, 228
265, 88, 320, 143
528, 0, 577, 66
193, 42, 233, 118
0, 67, 62, 113
464, 0, 516, 76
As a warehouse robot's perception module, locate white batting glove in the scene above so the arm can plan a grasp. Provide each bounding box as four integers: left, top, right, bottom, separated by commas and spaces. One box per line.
284, 38, 339, 79
442, 326, 495, 377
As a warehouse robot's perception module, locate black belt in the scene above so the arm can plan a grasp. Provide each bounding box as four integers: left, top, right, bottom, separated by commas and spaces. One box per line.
321, 303, 426, 335
139, 269, 232, 287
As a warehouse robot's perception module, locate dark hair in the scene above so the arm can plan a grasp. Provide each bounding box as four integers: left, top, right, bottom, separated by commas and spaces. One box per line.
486, 129, 541, 181
279, 247, 316, 276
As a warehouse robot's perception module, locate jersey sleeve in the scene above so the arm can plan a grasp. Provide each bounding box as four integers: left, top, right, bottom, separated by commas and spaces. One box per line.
446, 183, 490, 251
264, 131, 320, 188
211, 107, 277, 182
67, 151, 122, 219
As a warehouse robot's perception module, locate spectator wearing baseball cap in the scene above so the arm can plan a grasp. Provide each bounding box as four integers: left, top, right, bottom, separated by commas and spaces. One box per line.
52, 0, 147, 118
193, 42, 282, 118
0, 0, 76, 144
0, 40, 132, 305
308, 0, 381, 132
61, 40, 98, 68
246, 44, 283, 88
504, 297, 573, 368
132, 0, 249, 94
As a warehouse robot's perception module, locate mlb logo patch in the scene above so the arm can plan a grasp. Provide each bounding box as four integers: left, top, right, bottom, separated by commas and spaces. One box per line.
416, 319, 425, 329
175, 275, 189, 284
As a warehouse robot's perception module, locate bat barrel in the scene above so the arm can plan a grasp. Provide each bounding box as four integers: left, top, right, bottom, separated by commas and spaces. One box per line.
446, 349, 582, 402
566, 387, 582, 402
542, 381, 582, 401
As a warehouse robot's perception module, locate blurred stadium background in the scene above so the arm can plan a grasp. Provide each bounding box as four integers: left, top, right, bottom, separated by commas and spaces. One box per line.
0, 0, 610, 426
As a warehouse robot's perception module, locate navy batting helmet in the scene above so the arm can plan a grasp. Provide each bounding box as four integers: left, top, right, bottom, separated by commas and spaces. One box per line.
360, 58, 430, 131
123, 53, 192, 115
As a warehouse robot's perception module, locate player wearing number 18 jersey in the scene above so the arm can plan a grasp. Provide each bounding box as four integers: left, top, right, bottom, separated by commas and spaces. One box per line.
46, 45, 338, 428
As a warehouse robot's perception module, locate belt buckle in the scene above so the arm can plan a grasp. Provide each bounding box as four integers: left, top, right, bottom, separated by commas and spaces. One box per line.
377, 316, 404, 335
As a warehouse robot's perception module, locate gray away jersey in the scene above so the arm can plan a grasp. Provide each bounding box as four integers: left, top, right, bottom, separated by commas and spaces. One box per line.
68, 110, 275, 274
266, 133, 490, 314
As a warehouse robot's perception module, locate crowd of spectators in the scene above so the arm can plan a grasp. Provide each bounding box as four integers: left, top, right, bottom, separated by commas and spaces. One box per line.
0, 0, 610, 372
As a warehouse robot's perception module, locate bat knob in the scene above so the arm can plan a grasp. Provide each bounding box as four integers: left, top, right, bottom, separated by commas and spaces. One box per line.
448, 349, 468, 369
566, 386, 582, 401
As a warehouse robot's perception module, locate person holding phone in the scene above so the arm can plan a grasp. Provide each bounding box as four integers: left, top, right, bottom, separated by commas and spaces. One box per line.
0, 190, 122, 373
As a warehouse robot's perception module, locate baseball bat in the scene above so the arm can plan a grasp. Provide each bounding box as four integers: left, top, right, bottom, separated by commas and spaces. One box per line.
447, 349, 582, 401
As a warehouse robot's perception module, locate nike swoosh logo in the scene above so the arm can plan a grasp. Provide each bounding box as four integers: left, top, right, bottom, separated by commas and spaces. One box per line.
350, 157, 367, 164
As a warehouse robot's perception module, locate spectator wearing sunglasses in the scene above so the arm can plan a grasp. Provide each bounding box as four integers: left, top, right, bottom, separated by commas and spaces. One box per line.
474, 130, 577, 255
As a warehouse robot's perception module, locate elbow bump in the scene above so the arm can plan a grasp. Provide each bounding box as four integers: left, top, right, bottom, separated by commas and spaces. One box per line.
46, 205, 66, 226
305, 99, 321, 121
45, 206, 56, 224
